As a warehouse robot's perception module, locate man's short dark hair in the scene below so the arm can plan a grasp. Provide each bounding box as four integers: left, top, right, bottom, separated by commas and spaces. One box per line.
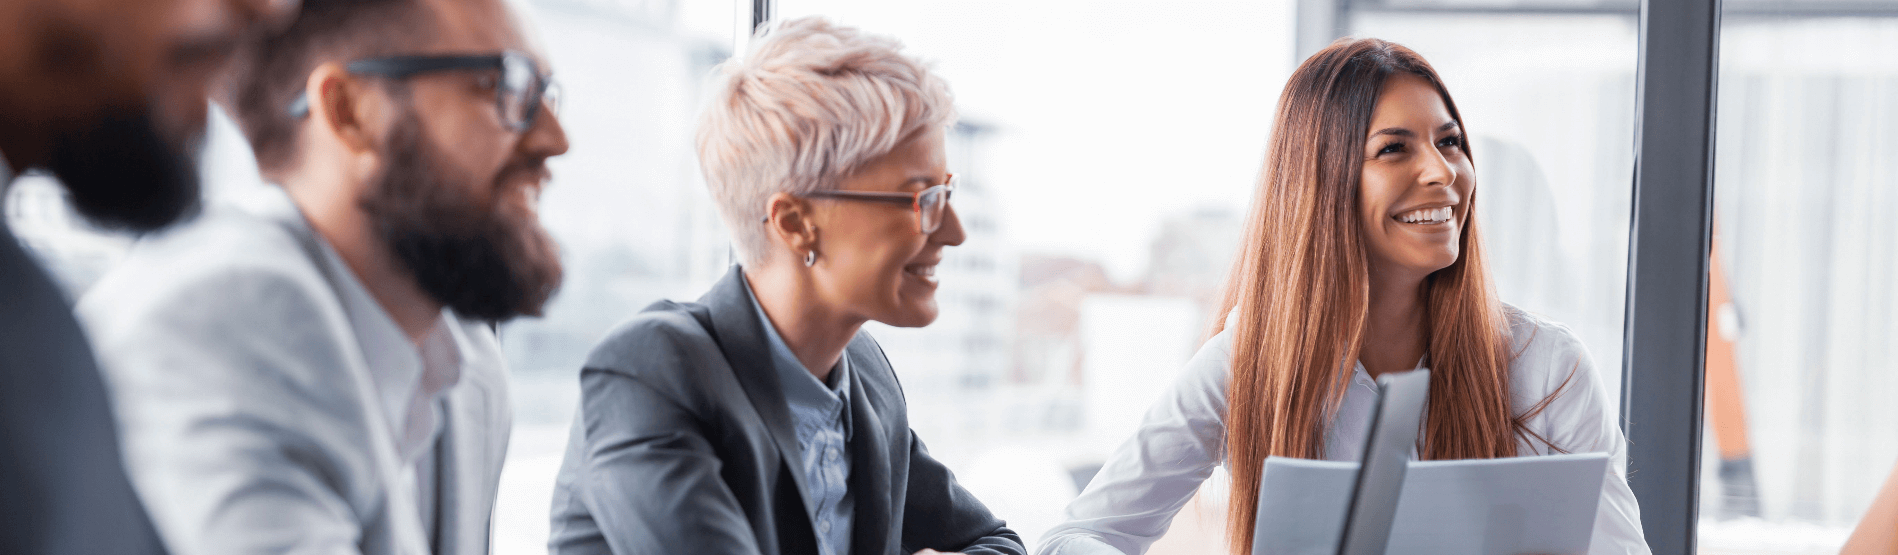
224, 0, 432, 173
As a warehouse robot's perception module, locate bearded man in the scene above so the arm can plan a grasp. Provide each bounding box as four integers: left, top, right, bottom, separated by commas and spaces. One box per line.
0, 0, 295, 554
76, 0, 568, 553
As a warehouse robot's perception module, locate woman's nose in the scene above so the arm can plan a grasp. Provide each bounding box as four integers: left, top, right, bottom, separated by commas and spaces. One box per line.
931, 205, 967, 247
1418, 148, 1457, 188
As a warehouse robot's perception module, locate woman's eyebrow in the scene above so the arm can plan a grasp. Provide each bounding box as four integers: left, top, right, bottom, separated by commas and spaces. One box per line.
898, 175, 943, 188
1370, 121, 1460, 139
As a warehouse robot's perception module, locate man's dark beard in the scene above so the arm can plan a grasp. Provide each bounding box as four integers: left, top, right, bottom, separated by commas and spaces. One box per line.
48, 110, 202, 233
360, 114, 563, 323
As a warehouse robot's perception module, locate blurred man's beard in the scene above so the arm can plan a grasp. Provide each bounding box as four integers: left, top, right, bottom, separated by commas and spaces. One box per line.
361, 114, 563, 323
48, 110, 202, 232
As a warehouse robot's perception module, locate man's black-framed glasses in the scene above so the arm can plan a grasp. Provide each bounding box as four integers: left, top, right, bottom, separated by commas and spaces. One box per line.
801, 174, 958, 234
288, 50, 558, 132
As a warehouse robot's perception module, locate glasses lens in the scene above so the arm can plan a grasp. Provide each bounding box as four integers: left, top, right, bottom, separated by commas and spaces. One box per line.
500, 55, 536, 128
919, 185, 951, 234
542, 81, 563, 116
502, 55, 534, 94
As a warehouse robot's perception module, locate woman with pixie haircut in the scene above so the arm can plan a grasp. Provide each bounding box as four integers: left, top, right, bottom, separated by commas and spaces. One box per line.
548, 16, 1024, 555
1036, 39, 1648, 555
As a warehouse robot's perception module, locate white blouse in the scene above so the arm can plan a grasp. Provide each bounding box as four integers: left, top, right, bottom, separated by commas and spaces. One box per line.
1037, 306, 1650, 555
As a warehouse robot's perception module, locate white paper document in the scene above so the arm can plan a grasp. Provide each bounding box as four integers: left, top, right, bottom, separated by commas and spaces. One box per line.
1252, 453, 1609, 555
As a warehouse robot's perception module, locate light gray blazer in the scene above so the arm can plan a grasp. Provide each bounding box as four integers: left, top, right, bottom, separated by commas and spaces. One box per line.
77, 188, 511, 555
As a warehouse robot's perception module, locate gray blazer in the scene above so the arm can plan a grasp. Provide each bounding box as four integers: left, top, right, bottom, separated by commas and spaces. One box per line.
549, 266, 1025, 555
77, 188, 511, 555
1, 220, 168, 555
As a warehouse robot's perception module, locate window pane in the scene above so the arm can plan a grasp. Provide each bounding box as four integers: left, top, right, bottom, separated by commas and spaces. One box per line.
770, 2, 1292, 550
490, 2, 738, 554
1697, 14, 1898, 554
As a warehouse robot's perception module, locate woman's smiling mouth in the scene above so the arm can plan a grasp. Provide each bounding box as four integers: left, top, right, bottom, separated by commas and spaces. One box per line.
903, 262, 938, 285
1395, 206, 1452, 224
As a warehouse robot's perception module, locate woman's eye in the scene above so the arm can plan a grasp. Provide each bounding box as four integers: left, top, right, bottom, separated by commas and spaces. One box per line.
1378, 142, 1405, 155
1437, 135, 1464, 149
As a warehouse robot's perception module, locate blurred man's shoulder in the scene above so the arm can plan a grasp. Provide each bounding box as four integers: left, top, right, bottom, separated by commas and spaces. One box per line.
79, 196, 338, 334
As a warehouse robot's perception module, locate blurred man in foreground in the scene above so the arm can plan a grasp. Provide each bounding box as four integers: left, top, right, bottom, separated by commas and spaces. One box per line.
0, 0, 294, 553
76, 0, 568, 553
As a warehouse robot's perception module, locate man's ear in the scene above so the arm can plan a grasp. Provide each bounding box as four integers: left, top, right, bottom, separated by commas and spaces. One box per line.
305, 62, 380, 156
765, 191, 819, 257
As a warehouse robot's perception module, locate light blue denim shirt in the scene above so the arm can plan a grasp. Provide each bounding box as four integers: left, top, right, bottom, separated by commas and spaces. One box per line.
745, 277, 855, 555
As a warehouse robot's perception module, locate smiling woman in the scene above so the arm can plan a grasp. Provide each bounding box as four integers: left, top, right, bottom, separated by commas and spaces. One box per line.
546, 15, 1024, 555
1355, 73, 1476, 351
1036, 38, 1649, 555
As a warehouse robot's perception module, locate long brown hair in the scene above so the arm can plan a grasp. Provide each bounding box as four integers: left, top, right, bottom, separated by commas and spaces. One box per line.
1217, 38, 1532, 553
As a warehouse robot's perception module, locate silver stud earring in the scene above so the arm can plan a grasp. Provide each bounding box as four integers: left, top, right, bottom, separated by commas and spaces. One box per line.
804, 250, 816, 267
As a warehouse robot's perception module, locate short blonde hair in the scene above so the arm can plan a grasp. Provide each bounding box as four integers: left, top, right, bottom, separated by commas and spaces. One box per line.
697, 16, 955, 266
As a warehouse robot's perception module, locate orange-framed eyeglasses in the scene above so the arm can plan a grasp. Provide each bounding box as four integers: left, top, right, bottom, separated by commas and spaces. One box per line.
799, 173, 957, 234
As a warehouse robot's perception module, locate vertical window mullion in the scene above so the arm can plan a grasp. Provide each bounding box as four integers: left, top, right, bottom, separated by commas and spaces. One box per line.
751, 0, 775, 34
1622, 0, 1722, 553
732, 0, 776, 59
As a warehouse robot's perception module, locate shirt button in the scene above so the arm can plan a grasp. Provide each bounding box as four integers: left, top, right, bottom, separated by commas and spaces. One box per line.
820, 520, 831, 533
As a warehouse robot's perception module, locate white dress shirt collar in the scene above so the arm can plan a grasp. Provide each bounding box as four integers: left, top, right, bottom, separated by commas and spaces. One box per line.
311, 227, 467, 465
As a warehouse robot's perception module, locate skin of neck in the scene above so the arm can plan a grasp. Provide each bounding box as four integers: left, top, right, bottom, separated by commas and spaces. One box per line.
0, 118, 46, 176
0, 2, 119, 176
0, 6, 48, 174
0, 52, 62, 174
746, 257, 865, 384
1360, 263, 1430, 379
276, 149, 444, 347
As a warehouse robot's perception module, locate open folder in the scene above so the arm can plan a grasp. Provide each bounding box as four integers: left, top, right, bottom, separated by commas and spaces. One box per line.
1252, 453, 1609, 554
1250, 368, 1609, 555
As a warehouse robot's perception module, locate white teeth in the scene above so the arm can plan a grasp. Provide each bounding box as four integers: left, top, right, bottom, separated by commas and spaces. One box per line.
908, 265, 935, 277
1397, 207, 1452, 224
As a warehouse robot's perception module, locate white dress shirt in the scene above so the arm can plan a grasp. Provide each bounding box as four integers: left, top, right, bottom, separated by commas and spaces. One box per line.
346, 283, 467, 541
1038, 305, 1649, 555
